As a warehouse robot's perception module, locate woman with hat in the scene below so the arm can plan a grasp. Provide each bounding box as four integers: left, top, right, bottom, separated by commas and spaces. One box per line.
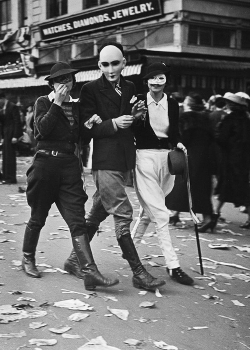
214, 92, 250, 229
21, 61, 119, 290
132, 62, 194, 286
165, 92, 218, 233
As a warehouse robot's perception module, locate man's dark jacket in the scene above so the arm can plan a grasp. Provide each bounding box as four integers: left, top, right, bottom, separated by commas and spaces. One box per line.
80, 74, 136, 172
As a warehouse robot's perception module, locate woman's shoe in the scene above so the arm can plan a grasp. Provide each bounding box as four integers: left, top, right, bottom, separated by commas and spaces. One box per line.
198, 213, 219, 233
240, 221, 250, 229
169, 215, 181, 226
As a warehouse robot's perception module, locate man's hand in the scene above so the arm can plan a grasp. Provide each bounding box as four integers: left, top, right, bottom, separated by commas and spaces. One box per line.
114, 115, 134, 129
54, 84, 68, 106
11, 137, 17, 144
132, 100, 147, 120
177, 142, 186, 151
89, 114, 102, 124
84, 114, 102, 129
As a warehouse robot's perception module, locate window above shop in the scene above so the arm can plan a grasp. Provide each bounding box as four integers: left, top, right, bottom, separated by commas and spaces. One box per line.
147, 26, 173, 47
96, 36, 117, 52
188, 25, 236, 48
242, 30, 250, 49
0, 0, 11, 25
83, 0, 108, 9
122, 31, 145, 50
38, 48, 58, 64
47, 0, 68, 19
74, 41, 94, 59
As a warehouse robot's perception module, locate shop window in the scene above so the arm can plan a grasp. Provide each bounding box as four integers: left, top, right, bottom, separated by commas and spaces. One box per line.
181, 75, 186, 88
0, 0, 11, 25
188, 25, 235, 48
122, 31, 145, 50
242, 30, 250, 49
58, 45, 71, 61
83, 0, 108, 9
47, 0, 67, 19
191, 76, 196, 88
74, 41, 94, 59
38, 48, 58, 64
147, 26, 173, 47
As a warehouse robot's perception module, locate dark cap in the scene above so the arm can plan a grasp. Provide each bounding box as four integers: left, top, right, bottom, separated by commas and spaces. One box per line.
143, 62, 170, 80
44, 61, 78, 81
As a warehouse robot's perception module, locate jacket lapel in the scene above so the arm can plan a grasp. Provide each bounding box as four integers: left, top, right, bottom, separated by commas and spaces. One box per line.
98, 75, 121, 108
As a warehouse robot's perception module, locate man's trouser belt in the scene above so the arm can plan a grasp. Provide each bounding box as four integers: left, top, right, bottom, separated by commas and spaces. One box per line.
37, 150, 75, 157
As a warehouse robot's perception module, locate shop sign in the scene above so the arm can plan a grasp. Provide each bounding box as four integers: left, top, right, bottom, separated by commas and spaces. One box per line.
40, 0, 163, 42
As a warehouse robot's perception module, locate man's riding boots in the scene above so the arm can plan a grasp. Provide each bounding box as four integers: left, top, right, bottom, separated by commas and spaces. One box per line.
22, 226, 41, 278
64, 224, 98, 279
118, 233, 166, 291
72, 234, 119, 290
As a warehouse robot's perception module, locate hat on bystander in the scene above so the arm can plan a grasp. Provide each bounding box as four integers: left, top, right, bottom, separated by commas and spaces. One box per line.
223, 92, 248, 106
45, 61, 79, 81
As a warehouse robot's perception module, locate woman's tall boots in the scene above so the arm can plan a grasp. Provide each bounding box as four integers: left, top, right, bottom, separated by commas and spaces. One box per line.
118, 233, 166, 291
64, 224, 98, 279
72, 233, 119, 290
22, 226, 41, 278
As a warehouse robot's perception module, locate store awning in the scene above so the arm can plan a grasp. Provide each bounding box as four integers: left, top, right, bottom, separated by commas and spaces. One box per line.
0, 64, 142, 89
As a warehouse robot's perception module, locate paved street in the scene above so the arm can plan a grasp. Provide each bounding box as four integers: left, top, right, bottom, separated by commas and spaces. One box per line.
0, 157, 250, 350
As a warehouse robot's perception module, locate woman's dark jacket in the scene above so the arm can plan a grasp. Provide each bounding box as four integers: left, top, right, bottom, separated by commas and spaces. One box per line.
133, 94, 180, 150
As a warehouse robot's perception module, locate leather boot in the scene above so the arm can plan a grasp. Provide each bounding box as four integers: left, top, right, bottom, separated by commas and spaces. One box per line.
118, 234, 166, 291
72, 234, 119, 291
64, 224, 98, 279
22, 226, 41, 278
22, 253, 41, 278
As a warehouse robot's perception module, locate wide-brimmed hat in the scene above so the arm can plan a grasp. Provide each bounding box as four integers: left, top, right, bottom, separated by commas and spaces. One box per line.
45, 61, 78, 81
168, 148, 186, 175
223, 92, 248, 106
143, 62, 170, 80
235, 91, 250, 100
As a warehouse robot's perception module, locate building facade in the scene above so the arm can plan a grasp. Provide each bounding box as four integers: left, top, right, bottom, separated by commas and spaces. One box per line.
0, 0, 250, 107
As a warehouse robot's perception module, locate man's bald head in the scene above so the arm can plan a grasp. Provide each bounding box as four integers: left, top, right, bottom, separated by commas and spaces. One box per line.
98, 43, 126, 84
99, 45, 123, 62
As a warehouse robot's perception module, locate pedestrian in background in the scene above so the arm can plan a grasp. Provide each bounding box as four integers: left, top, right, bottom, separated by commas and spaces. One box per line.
64, 42, 165, 291
132, 62, 193, 286
22, 61, 119, 291
214, 92, 250, 229
165, 92, 217, 233
0, 90, 22, 184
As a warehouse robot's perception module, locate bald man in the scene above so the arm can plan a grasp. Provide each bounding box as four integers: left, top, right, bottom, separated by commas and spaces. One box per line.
64, 42, 165, 291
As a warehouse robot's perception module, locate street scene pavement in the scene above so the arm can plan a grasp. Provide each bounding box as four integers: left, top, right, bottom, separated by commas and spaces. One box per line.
0, 157, 250, 350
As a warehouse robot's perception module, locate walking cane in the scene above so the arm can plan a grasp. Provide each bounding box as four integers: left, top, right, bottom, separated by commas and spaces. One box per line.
178, 144, 204, 275
131, 205, 144, 239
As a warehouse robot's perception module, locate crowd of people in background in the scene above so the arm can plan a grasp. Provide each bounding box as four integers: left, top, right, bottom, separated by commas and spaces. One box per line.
167, 90, 250, 231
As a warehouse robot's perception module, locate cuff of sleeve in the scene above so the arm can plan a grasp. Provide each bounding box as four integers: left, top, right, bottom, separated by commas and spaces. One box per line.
112, 119, 118, 131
